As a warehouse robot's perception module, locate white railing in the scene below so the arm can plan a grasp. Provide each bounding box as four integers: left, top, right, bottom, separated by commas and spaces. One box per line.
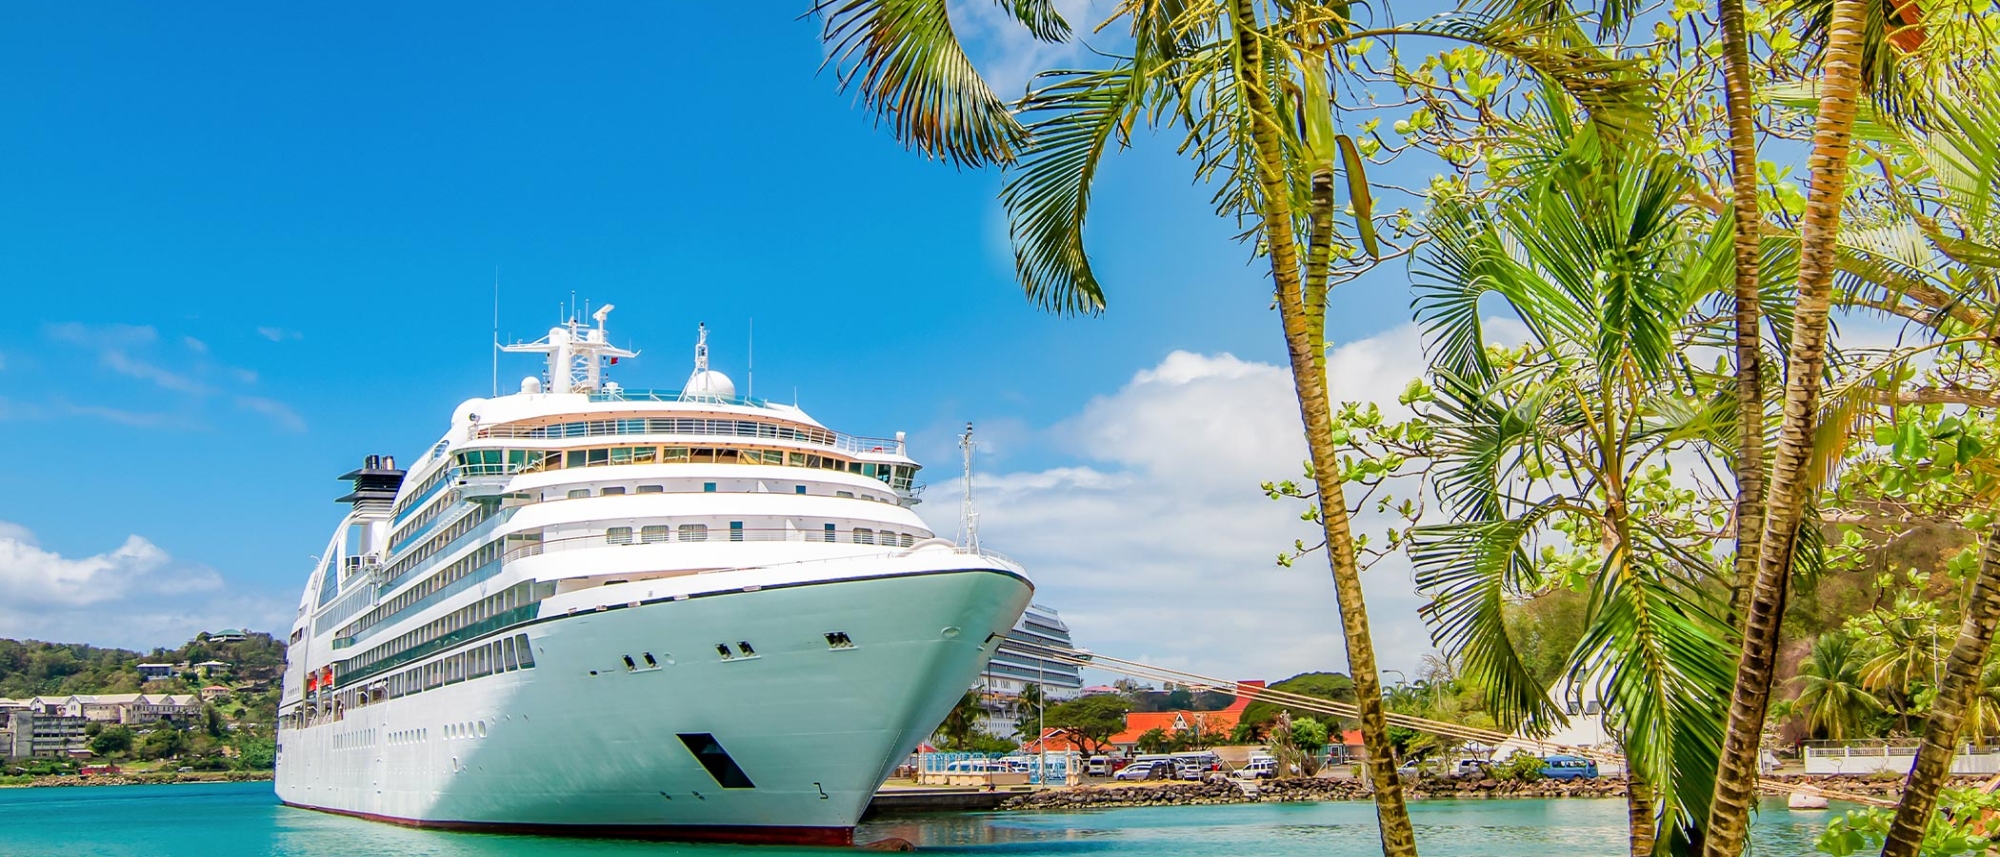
1802, 740, 2000, 775
471, 415, 905, 457
503, 529, 1014, 568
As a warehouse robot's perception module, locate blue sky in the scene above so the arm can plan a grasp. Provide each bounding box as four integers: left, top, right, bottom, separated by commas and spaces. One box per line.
0, 3, 1444, 675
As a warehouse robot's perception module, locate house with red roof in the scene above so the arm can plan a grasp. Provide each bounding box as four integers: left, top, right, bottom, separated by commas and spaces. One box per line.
1106, 681, 1265, 752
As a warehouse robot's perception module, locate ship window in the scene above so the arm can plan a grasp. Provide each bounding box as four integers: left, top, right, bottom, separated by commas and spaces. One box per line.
587, 449, 610, 467
703, 482, 717, 493
824, 523, 836, 542
640, 525, 670, 544
737, 641, 755, 656
678, 524, 708, 542
729, 522, 743, 542
568, 488, 592, 499
848, 462, 862, 473
901, 533, 915, 547
794, 485, 806, 495
514, 634, 535, 668
601, 486, 627, 496
789, 452, 806, 466
836, 491, 854, 498
716, 644, 733, 660
622, 655, 637, 672
610, 447, 633, 465
663, 447, 690, 462
806, 455, 822, 468
502, 637, 518, 671
606, 527, 634, 545
567, 450, 586, 468
716, 449, 739, 464
643, 652, 658, 668
853, 528, 873, 545
862, 464, 877, 479
637, 484, 664, 494
634, 446, 658, 463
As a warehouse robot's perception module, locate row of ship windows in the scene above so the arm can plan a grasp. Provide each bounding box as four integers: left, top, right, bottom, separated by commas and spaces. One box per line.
343, 582, 541, 672
384, 500, 500, 581
458, 445, 916, 491
557, 483, 898, 505
389, 465, 455, 521
285, 634, 537, 731
600, 524, 919, 547
339, 539, 507, 641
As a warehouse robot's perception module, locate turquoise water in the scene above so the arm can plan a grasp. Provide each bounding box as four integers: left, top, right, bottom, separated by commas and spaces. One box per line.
0, 782, 1832, 856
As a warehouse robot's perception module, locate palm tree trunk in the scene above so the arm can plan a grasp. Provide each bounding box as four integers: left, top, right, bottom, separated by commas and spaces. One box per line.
1703, 1, 1870, 854
1628, 769, 1657, 857
1231, 3, 1416, 855
1716, 0, 1766, 634
1880, 528, 2000, 857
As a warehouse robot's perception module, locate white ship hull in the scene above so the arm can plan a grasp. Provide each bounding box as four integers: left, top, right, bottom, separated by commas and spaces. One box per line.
277, 562, 1031, 845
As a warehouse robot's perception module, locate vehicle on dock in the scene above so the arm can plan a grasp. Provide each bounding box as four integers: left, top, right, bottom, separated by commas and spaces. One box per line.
1115, 760, 1171, 781
1538, 755, 1599, 780
1085, 756, 1113, 776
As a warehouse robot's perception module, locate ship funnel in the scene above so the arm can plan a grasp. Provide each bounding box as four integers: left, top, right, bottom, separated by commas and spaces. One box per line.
337, 455, 406, 517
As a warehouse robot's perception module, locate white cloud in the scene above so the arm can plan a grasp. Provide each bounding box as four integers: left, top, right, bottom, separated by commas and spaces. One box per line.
235, 395, 307, 432
920, 326, 1440, 683
256, 326, 303, 342
182, 336, 208, 354
0, 521, 285, 649
953, 0, 1116, 101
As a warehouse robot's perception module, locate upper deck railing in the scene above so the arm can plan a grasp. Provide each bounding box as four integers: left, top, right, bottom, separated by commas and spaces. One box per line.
590, 388, 769, 408
471, 412, 906, 457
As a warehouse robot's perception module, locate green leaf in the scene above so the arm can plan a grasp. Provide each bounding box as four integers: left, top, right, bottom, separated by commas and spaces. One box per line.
1337, 134, 1380, 259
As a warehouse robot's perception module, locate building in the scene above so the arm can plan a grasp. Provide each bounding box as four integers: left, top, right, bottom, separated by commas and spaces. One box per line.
970, 603, 1085, 739
25, 694, 201, 727
136, 663, 177, 682
193, 661, 231, 678
1106, 681, 1265, 753
208, 629, 248, 643
0, 698, 89, 758
200, 685, 232, 702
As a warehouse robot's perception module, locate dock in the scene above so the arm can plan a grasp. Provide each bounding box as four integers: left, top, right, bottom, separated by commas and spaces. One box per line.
864, 784, 1036, 816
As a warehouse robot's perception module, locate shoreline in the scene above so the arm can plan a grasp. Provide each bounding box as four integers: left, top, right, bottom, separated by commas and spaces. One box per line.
993, 773, 1974, 812
3, 771, 274, 789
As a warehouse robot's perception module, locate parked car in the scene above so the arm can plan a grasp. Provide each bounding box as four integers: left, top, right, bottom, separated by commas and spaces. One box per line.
1086, 756, 1113, 776
1115, 760, 1171, 781
1539, 754, 1599, 780
1239, 756, 1279, 780
1454, 758, 1491, 778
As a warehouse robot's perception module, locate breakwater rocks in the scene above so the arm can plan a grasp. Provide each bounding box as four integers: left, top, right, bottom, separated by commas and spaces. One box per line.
997, 773, 1963, 812
16, 771, 274, 788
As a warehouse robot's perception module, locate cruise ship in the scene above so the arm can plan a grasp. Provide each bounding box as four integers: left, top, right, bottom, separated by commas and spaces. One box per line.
275, 305, 1034, 845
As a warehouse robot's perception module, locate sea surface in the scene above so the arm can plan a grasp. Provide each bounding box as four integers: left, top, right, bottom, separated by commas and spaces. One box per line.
0, 782, 1837, 856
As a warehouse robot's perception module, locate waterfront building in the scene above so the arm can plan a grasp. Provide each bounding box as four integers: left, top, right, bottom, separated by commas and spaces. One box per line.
0, 699, 90, 758
974, 603, 1083, 739
1105, 681, 1263, 753
274, 308, 1033, 846
135, 664, 177, 682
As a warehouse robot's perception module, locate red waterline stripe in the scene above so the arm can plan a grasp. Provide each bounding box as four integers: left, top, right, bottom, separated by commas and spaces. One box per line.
281, 802, 854, 847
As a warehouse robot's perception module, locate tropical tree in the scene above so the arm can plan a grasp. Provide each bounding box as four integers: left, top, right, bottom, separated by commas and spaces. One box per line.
1135, 726, 1171, 755
1792, 631, 1881, 740
1407, 109, 1736, 854
1045, 693, 1132, 755
1703, 0, 1957, 849
1014, 682, 1045, 741
936, 689, 986, 751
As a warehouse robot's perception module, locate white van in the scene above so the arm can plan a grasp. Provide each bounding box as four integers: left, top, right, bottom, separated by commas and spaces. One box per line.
1086, 756, 1113, 776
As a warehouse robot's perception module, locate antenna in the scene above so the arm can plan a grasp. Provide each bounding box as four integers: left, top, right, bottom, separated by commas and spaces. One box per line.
747, 318, 754, 401
958, 422, 980, 552
491, 266, 500, 397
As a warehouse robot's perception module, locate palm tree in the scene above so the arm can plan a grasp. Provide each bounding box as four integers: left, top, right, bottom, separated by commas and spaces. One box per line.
864, 3, 1653, 854
1791, 632, 1880, 741
1409, 106, 1735, 854
1713, 0, 1766, 638
1701, 0, 1900, 850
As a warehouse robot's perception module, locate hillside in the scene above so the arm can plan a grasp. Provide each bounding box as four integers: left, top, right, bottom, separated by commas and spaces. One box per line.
0, 632, 285, 700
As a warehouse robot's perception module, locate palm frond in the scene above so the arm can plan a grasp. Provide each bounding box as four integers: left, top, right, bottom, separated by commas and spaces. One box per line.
1571, 544, 1733, 845
820, 0, 1030, 167
1002, 68, 1151, 314
1411, 498, 1574, 735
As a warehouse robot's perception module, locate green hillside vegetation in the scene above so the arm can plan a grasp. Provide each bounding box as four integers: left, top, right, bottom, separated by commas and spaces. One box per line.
0, 631, 285, 774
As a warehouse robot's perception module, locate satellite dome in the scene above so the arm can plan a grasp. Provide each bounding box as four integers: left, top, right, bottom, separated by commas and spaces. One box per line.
683, 369, 736, 401
520, 376, 544, 394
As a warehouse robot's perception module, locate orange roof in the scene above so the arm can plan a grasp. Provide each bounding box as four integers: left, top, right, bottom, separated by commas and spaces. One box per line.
1107, 681, 1268, 745
1021, 728, 1095, 754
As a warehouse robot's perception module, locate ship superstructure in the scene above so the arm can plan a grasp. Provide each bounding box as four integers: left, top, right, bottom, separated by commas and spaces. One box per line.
275, 305, 1032, 844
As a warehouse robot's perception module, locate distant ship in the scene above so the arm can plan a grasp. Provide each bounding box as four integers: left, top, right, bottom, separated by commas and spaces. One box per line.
275, 305, 1033, 845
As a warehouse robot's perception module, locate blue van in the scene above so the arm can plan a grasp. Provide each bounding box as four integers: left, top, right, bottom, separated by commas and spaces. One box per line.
1540, 755, 1599, 780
